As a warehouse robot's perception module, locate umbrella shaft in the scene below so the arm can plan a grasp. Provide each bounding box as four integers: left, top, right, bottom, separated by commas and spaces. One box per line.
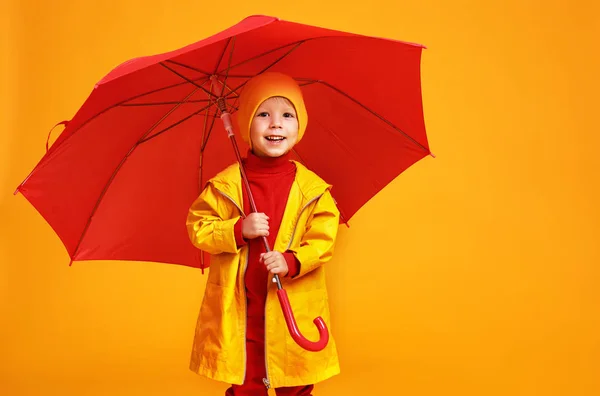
227, 133, 283, 291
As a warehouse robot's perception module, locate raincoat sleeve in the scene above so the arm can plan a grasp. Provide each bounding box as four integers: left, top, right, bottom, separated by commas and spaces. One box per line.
186, 183, 242, 255
289, 190, 340, 279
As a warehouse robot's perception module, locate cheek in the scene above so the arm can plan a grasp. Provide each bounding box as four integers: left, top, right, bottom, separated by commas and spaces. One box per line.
288, 121, 299, 142
249, 120, 263, 140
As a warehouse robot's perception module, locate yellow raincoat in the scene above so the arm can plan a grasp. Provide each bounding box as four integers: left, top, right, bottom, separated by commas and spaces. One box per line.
186, 160, 341, 388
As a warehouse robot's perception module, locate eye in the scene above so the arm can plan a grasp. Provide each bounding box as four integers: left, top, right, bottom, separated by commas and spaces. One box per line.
256, 111, 269, 117
283, 112, 296, 118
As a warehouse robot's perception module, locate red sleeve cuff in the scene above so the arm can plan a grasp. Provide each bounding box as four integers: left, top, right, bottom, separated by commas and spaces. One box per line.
234, 218, 247, 248
284, 252, 300, 278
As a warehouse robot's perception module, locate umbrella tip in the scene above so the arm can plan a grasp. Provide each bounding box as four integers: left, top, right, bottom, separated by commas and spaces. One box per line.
429, 152, 436, 158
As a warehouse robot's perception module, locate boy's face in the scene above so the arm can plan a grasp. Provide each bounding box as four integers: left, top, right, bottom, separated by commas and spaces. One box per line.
249, 96, 299, 158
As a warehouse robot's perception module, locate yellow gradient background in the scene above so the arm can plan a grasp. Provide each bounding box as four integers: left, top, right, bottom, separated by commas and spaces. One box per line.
2, 1, 599, 395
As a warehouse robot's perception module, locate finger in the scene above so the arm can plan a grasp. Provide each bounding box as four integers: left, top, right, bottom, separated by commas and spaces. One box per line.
252, 227, 269, 235
267, 259, 284, 268
251, 214, 267, 223
265, 257, 281, 267
252, 222, 268, 230
262, 252, 274, 260
267, 263, 282, 272
265, 254, 281, 264
263, 256, 275, 266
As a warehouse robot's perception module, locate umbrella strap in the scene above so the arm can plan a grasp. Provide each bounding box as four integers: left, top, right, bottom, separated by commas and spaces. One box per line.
46, 120, 69, 152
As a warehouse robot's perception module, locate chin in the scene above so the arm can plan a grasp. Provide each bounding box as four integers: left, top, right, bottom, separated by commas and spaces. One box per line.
255, 146, 290, 158
265, 151, 286, 158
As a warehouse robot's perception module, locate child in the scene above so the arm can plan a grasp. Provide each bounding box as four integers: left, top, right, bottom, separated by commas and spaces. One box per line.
186, 72, 340, 395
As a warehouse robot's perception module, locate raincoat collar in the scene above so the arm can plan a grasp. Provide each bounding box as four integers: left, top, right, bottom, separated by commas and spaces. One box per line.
208, 160, 331, 211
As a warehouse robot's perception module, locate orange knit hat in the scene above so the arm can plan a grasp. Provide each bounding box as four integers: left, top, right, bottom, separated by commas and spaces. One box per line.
236, 72, 308, 148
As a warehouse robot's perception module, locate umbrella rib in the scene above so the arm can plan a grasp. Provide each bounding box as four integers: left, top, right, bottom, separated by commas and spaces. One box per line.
138, 102, 214, 144
195, 49, 225, 192
200, 97, 212, 150
214, 38, 233, 75
198, 91, 218, 191
217, 39, 307, 75
219, 36, 236, 98
120, 99, 211, 107
296, 79, 319, 87
316, 80, 431, 155
122, 78, 208, 101
160, 62, 215, 97
222, 74, 316, 82
198, 107, 239, 118
51, 77, 211, 156
230, 93, 241, 114
218, 82, 239, 101
216, 74, 319, 88
222, 41, 305, 103
71, 88, 202, 260
200, 109, 218, 153
164, 59, 211, 75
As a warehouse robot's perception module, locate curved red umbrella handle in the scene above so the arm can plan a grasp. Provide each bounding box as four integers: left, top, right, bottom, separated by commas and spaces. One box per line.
277, 289, 329, 352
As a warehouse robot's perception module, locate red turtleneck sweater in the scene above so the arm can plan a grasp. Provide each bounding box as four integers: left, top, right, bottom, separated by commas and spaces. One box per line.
233, 151, 300, 319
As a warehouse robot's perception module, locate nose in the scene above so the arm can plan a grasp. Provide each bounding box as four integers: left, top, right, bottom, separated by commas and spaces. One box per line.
270, 114, 282, 129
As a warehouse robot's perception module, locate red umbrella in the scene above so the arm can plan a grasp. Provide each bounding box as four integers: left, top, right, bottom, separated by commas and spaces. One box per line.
15, 15, 432, 351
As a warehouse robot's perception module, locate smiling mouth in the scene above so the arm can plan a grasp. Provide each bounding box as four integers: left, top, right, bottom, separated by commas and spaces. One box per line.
265, 136, 285, 141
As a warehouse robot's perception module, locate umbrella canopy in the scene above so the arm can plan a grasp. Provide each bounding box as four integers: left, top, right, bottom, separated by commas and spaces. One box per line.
16, 15, 431, 269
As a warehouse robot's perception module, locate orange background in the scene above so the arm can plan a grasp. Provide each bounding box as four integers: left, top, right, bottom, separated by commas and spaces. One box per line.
1, 1, 599, 395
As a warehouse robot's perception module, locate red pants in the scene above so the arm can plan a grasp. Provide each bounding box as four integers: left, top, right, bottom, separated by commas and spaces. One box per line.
225, 317, 314, 396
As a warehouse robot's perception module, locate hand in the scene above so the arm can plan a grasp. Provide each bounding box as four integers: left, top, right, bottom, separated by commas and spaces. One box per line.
260, 251, 288, 276
242, 212, 269, 239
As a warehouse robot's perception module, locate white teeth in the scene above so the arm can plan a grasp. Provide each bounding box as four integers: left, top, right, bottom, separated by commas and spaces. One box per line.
266, 136, 285, 141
